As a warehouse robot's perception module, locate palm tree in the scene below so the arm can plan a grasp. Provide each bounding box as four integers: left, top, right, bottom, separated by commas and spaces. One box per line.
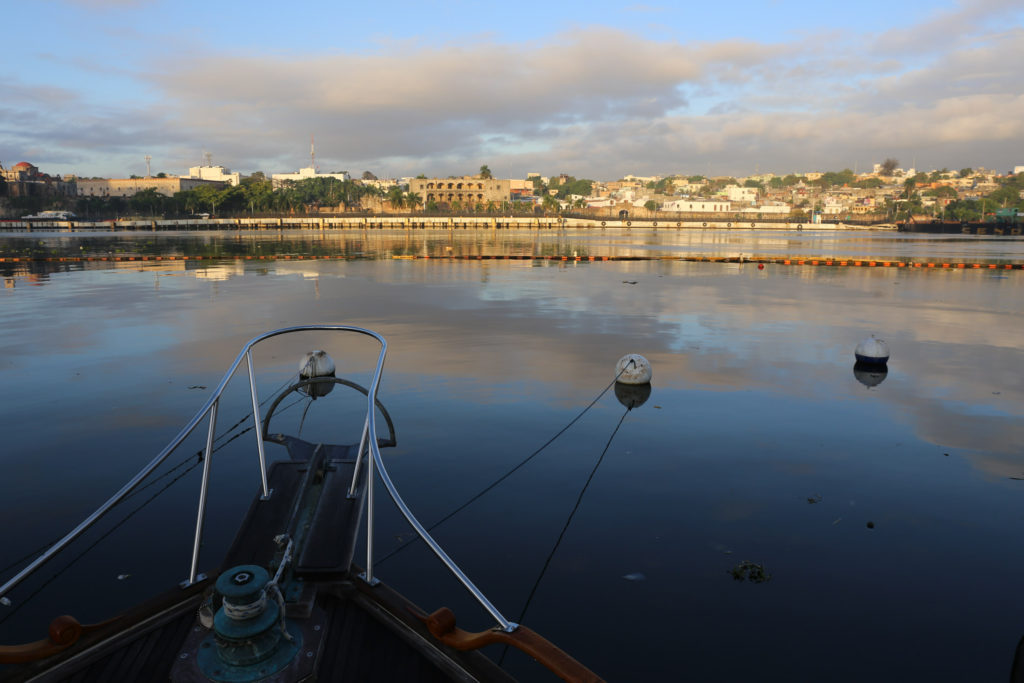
479, 165, 492, 179
541, 194, 561, 215
405, 191, 423, 212
386, 186, 405, 211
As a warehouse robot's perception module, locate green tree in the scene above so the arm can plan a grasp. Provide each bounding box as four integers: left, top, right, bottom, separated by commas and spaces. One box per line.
405, 191, 423, 212
386, 186, 405, 209
541, 194, 561, 214
923, 186, 958, 199
479, 165, 492, 179
362, 170, 378, 180
880, 159, 899, 176
945, 199, 982, 221
643, 199, 659, 212
959, 168, 973, 178
129, 187, 164, 216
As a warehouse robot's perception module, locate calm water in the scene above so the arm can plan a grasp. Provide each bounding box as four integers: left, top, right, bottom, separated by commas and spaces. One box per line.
1, 228, 1023, 681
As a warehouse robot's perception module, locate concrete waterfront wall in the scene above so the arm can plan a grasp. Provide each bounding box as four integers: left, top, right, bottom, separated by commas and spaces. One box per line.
0, 215, 890, 233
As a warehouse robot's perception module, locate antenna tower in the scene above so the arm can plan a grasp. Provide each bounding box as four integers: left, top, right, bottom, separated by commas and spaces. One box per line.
204, 151, 213, 167
310, 135, 316, 171
144, 155, 152, 178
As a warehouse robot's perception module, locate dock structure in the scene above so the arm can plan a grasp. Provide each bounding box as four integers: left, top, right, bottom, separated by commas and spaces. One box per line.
0, 215, 885, 233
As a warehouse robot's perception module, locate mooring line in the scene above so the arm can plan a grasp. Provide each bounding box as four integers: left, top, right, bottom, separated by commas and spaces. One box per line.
508, 405, 631, 643
377, 369, 627, 565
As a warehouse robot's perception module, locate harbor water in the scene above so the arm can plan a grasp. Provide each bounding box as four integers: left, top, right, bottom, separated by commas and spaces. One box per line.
1, 228, 1023, 681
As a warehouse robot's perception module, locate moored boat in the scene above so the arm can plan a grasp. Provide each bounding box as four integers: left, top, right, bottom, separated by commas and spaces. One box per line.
0, 325, 602, 682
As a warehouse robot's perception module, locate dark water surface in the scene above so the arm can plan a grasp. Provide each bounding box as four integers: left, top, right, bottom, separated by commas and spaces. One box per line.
1, 229, 1023, 681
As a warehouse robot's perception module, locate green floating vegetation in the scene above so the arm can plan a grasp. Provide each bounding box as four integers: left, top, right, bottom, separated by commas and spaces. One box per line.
729, 560, 772, 583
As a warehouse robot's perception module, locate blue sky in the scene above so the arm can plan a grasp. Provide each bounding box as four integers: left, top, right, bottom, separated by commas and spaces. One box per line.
2, 0, 1022, 180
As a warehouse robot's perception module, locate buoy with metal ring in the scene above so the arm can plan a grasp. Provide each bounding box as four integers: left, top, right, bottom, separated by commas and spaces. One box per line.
615, 354, 652, 385
854, 336, 889, 366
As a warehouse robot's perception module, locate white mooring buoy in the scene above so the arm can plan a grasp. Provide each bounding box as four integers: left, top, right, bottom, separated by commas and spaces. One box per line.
854, 336, 890, 366
615, 354, 652, 385
299, 350, 336, 398
300, 350, 336, 378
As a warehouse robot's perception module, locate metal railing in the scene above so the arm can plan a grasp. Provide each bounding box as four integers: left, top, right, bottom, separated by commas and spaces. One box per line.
0, 324, 514, 632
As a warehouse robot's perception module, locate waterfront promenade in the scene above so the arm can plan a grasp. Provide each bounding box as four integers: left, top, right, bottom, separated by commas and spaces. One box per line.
0, 214, 888, 233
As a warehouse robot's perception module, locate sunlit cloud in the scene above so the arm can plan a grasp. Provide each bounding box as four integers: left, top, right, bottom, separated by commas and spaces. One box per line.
3, 4, 1022, 178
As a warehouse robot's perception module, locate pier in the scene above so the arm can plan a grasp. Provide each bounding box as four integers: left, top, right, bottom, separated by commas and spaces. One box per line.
0, 215, 884, 233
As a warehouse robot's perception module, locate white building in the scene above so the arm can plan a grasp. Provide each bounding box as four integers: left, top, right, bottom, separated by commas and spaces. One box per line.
188, 165, 241, 186
723, 185, 758, 203
661, 199, 732, 212
738, 203, 790, 215
271, 167, 351, 189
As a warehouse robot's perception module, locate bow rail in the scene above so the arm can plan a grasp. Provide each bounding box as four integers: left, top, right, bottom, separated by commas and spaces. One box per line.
0, 324, 514, 634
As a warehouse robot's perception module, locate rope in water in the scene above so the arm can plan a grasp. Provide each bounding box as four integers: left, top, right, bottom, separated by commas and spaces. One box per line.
378, 365, 630, 565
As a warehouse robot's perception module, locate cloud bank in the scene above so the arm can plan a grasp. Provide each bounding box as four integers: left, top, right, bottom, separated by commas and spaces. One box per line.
3, 1, 1023, 179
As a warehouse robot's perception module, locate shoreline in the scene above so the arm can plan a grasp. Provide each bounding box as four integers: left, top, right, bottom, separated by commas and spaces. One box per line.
0, 215, 890, 233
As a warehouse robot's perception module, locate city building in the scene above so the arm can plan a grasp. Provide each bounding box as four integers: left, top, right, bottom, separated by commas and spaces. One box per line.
1, 162, 76, 197
661, 199, 732, 212
408, 176, 511, 207
188, 165, 241, 186
76, 176, 225, 198
271, 167, 351, 189
723, 185, 758, 203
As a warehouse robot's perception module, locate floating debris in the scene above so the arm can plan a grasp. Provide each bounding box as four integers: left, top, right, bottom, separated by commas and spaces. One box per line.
187, 385, 207, 390
622, 572, 647, 582
0, 596, 10, 606
729, 561, 771, 583
807, 494, 823, 504
866, 521, 875, 529
621, 280, 638, 285
832, 517, 842, 525
117, 573, 131, 580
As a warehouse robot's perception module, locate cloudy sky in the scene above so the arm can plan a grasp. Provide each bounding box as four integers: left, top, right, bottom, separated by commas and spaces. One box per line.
3, 0, 1022, 180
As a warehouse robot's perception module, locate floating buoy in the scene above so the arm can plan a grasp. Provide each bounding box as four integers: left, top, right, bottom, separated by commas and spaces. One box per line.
616, 354, 652, 385
758, 263, 764, 270
854, 336, 889, 366
299, 350, 336, 398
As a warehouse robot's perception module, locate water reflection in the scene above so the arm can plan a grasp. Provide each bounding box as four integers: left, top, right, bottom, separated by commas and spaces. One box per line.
1, 230, 1023, 681
614, 382, 652, 409
853, 361, 888, 388
3, 228, 1024, 276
